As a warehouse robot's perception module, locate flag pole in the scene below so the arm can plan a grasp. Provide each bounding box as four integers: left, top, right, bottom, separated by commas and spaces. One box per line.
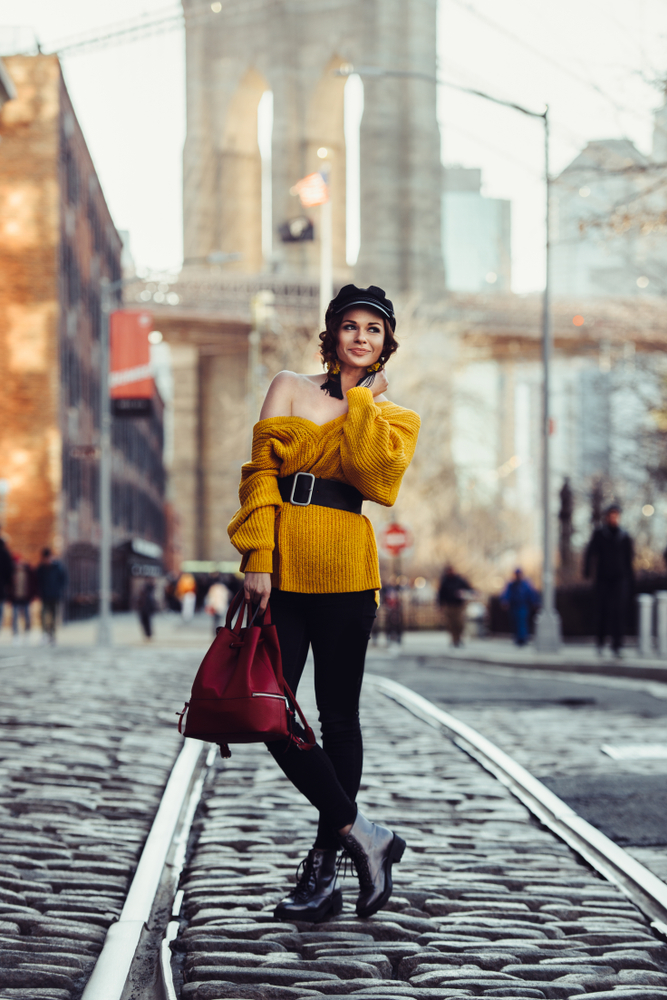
317, 152, 333, 326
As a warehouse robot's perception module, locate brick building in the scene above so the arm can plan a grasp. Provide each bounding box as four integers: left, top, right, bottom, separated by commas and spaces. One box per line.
0, 55, 166, 615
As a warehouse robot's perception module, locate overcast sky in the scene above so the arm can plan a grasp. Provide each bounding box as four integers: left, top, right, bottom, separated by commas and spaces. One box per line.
2, 0, 667, 292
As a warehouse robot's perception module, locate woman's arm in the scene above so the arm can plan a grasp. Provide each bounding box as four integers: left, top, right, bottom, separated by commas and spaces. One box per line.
228, 428, 283, 573
340, 387, 420, 506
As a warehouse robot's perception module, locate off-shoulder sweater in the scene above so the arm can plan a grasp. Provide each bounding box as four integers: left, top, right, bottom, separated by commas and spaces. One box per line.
227, 386, 420, 593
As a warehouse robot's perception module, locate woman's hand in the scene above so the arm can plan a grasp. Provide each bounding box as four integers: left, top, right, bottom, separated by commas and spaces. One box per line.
371, 368, 389, 397
244, 572, 272, 612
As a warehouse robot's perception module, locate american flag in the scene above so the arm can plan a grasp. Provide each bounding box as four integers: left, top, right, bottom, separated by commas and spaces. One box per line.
291, 172, 329, 207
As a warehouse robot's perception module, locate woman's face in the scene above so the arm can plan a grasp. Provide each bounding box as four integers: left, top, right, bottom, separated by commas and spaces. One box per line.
336, 308, 385, 370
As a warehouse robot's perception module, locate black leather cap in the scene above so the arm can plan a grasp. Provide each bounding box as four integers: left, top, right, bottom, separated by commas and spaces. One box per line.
330, 284, 396, 330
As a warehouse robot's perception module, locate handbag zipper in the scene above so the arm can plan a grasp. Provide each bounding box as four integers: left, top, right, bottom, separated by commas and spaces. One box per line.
252, 692, 289, 706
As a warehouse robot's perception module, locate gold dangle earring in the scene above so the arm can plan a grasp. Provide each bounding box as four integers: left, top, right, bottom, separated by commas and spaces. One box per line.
327, 359, 341, 375
366, 361, 381, 374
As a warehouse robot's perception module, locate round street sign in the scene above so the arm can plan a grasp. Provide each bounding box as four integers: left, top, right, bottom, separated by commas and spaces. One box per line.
379, 522, 413, 557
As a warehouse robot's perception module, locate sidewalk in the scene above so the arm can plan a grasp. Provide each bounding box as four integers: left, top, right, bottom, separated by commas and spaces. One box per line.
367, 632, 667, 684
0, 610, 214, 652
3, 614, 667, 684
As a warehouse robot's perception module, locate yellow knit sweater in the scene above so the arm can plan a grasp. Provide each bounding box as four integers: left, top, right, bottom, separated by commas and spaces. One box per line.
228, 387, 420, 593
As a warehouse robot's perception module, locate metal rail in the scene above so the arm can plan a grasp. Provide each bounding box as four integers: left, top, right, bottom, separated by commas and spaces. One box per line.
366, 674, 667, 939
81, 738, 210, 1000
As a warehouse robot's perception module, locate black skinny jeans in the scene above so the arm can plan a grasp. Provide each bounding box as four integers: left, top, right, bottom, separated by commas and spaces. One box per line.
265, 588, 377, 850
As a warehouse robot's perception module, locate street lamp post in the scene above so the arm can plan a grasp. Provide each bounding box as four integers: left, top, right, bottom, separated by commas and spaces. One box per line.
317, 154, 333, 327
533, 108, 562, 652
337, 65, 561, 651
97, 275, 137, 648
98, 277, 114, 647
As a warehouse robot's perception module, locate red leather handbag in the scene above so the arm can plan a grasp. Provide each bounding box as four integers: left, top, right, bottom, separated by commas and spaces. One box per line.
177, 591, 315, 758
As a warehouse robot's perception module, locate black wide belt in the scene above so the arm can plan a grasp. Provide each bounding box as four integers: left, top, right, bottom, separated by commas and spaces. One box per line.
278, 472, 363, 515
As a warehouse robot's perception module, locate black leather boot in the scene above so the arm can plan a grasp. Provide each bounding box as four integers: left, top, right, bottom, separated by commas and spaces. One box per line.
340, 810, 406, 918
273, 848, 342, 923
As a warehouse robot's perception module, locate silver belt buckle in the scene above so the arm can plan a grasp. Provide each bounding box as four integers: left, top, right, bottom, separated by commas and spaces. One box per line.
290, 471, 315, 506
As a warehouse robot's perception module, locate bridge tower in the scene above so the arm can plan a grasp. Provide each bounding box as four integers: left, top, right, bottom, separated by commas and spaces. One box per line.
182, 0, 444, 297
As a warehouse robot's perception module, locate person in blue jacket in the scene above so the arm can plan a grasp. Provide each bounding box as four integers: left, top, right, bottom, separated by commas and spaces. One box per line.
501, 568, 540, 646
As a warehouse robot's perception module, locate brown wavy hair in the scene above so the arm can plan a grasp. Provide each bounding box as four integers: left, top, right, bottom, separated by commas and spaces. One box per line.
318, 303, 399, 371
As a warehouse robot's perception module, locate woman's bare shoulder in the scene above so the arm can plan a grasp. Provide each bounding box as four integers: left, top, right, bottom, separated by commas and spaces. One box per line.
260, 371, 324, 419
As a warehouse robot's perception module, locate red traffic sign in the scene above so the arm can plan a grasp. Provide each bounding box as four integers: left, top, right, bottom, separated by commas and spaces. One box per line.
379, 522, 413, 557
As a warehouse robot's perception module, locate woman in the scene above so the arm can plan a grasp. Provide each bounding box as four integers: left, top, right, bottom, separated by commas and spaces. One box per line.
228, 283, 420, 922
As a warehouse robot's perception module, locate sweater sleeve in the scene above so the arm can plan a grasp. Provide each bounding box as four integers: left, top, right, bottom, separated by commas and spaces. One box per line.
340, 387, 420, 506
227, 425, 283, 573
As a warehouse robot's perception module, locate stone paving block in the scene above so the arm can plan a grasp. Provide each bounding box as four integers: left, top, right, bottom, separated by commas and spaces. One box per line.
399, 956, 530, 979
0, 990, 73, 1000
0, 950, 95, 972
566, 991, 667, 1000
0, 968, 76, 989
184, 950, 276, 969
599, 951, 664, 971
181, 983, 325, 1000
618, 972, 667, 986
481, 991, 545, 998
501, 964, 615, 981
351, 988, 476, 998
180, 939, 289, 955
185, 966, 340, 986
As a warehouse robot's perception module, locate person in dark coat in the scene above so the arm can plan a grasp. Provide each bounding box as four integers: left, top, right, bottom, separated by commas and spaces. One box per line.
438, 565, 473, 647
0, 536, 14, 634
584, 503, 634, 658
137, 580, 158, 640
36, 548, 68, 644
501, 569, 540, 646
11, 554, 36, 640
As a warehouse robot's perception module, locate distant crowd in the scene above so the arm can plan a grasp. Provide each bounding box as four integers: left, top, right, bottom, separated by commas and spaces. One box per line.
0, 538, 68, 645
0, 502, 638, 654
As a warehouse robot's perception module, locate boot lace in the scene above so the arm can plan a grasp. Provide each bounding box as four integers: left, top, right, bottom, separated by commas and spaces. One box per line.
291, 853, 317, 901
340, 835, 373, 888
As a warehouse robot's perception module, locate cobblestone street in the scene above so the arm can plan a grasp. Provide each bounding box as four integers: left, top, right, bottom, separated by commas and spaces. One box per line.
0, 644, 199, 998
2, 639, 667, 1000
366, 650, 667, 883
175, 673, 667, 1000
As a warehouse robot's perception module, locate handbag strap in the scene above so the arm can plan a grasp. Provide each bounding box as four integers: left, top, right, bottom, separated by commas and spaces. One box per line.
225, 589, 245, 632
225, 590, 273, 632
283, 679, 316, 748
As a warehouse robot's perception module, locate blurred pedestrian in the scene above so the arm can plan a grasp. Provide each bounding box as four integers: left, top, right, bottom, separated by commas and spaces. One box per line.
382, 581, 403, 650
584, 502, 634, 659
137, 580, 158, 640
11, 554, 35, 643
0, 535, 13, 634
438, 564, 473, 647
36, 547, 67, 645
176, 571, 197, 622
501, 568, 540, 646
205, 574, 231, 634
163, 572, 180, 612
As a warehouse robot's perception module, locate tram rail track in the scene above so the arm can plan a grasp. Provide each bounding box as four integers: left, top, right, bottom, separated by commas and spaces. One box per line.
79, 675, 667, 1000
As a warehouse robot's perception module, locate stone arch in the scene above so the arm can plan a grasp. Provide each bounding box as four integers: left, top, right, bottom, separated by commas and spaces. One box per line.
305, 55, 349, 278
219, 66, 270, 272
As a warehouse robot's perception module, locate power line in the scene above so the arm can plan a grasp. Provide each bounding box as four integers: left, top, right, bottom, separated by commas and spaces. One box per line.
441, 118, 543, 177
44, 0, 279, 57
446, 0, 661, 128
